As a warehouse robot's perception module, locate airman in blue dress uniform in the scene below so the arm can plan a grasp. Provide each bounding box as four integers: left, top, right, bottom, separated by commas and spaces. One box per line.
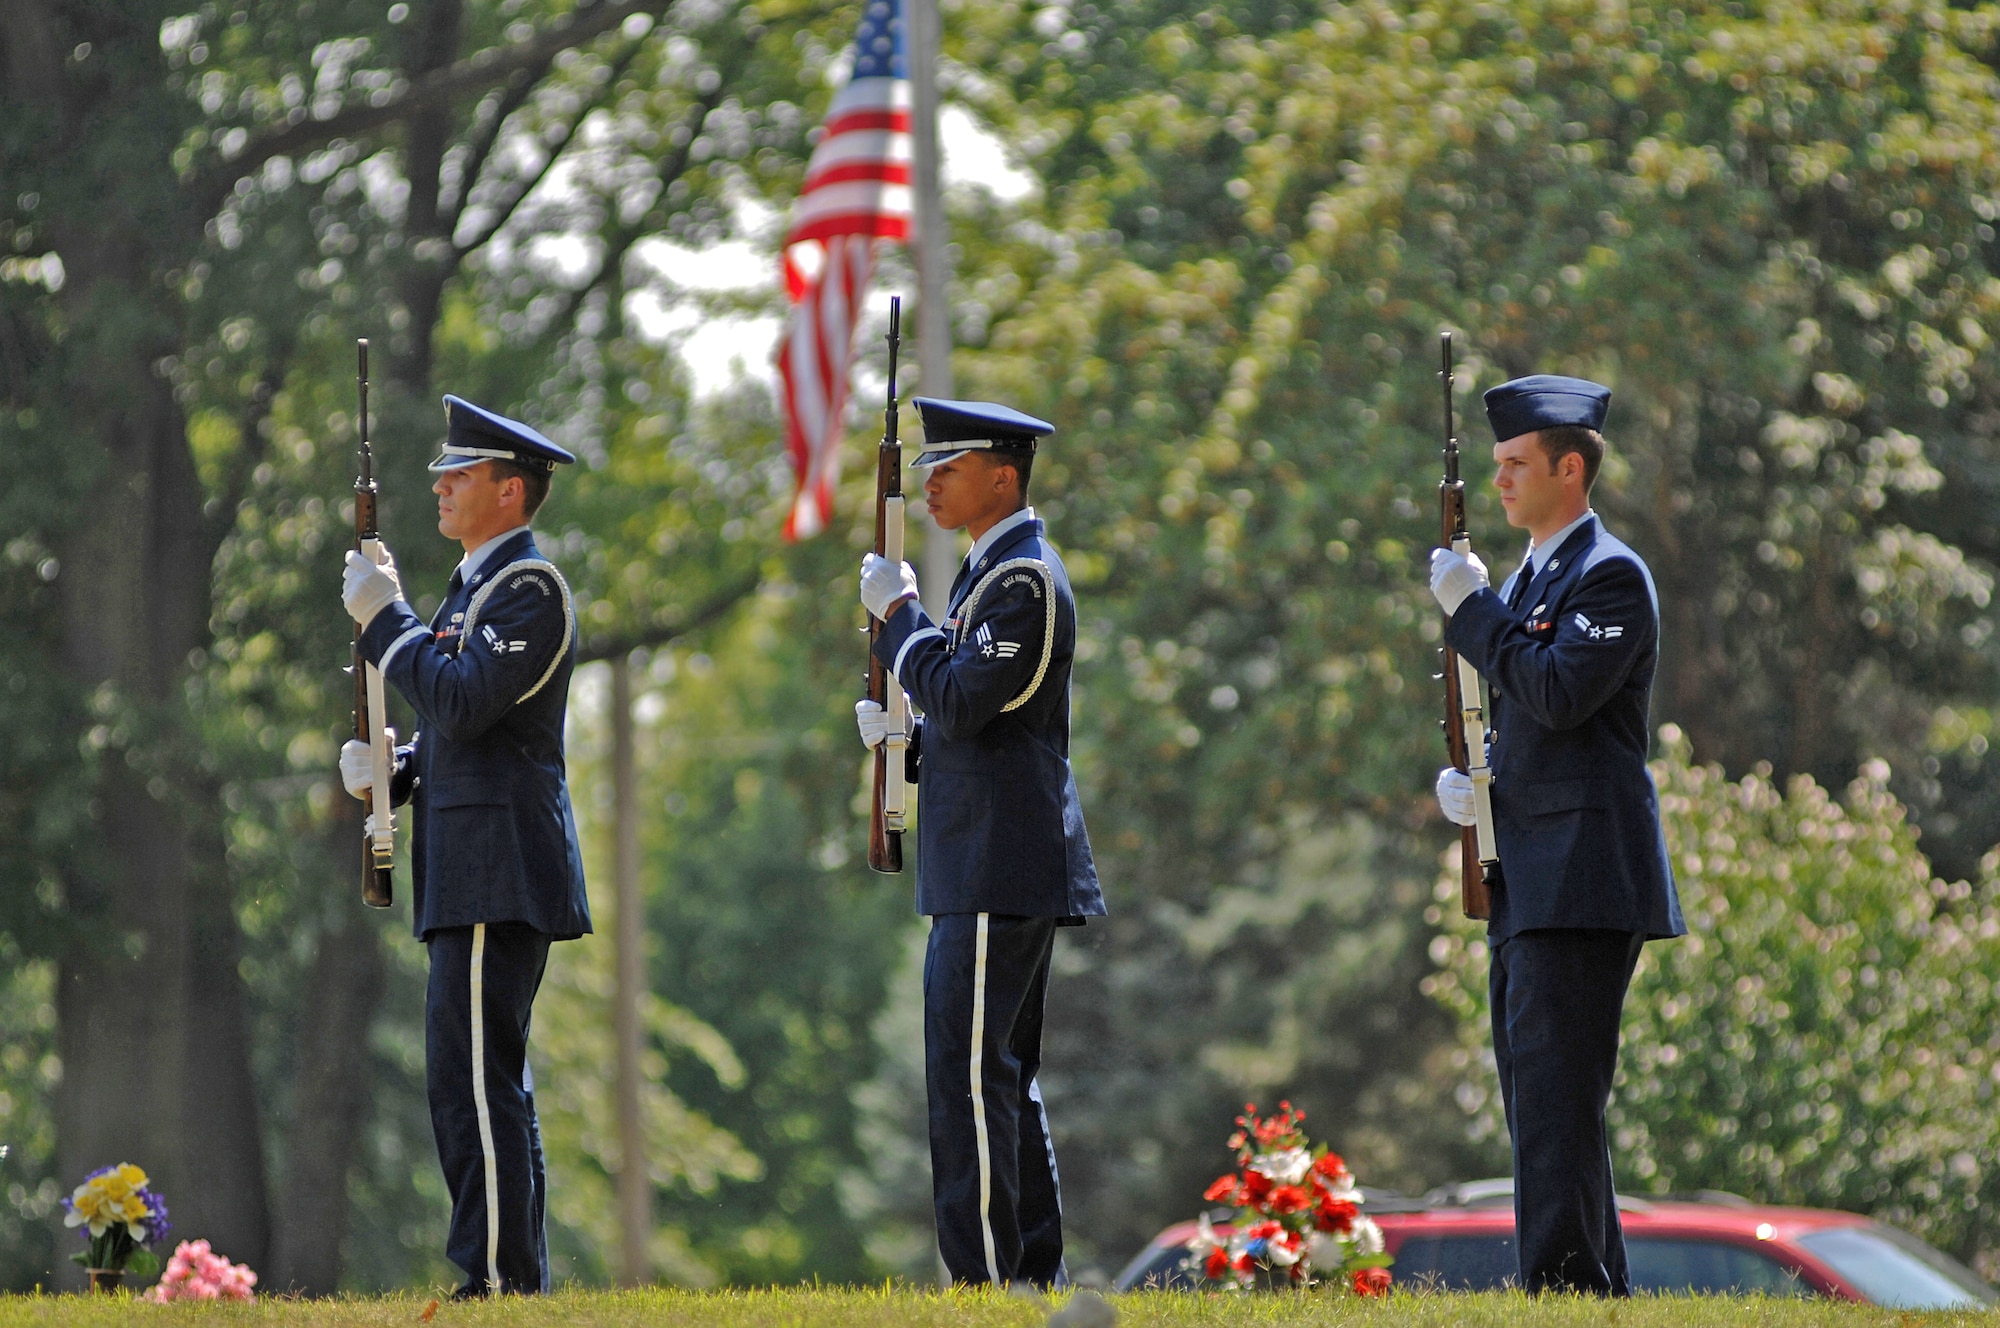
855, 398, 1105, 1286
1428, 376, 1686, 1296
338, 396, 589, 1298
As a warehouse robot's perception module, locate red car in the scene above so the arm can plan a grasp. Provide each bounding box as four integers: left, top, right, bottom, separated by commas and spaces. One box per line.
1115, 1180, 1997, 1308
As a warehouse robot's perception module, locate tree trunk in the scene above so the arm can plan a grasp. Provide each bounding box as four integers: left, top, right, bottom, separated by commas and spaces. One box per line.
266, 803, 388, 1296
49, 225, 270, 1283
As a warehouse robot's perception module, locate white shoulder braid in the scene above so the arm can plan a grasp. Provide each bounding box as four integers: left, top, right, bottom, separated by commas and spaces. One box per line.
461, 558, 574, 702
958, 557, 1056, 713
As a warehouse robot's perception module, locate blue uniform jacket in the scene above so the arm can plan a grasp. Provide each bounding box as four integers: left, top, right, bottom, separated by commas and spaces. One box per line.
872, 517, 1105, 920
358, 529, 592, 942
1444, 516, 1685, 941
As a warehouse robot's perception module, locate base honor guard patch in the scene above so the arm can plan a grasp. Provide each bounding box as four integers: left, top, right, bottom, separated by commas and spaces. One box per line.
999, 568, 1045, 598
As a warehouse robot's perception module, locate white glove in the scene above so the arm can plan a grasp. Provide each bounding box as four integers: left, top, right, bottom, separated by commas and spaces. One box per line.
339, 739, 373, 799
860, 553, 920, 621
1436, 767, 1478, 827
343, 547, 405, 627
855, 697, 908, 750
1429, 547, 1489, 616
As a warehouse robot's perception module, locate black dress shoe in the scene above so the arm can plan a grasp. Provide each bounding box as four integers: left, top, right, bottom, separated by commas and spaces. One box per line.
450, 1282, 491, 1300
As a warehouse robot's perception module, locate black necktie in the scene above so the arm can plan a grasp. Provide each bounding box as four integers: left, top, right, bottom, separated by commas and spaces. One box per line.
434, 567, 464, 632
1508, 555, 1535, 610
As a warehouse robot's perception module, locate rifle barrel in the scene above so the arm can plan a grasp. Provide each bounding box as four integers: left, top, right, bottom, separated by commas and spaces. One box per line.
867, 299, 906, 874
354, 337, 393, 909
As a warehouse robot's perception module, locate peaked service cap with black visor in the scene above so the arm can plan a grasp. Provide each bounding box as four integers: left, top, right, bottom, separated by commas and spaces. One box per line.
428, 394, 577, 473
909, 397, 1053, 468
1481, 374, 1612, 443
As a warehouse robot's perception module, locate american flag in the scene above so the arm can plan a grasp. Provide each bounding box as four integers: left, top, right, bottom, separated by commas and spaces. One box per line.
775, 0, 913, 541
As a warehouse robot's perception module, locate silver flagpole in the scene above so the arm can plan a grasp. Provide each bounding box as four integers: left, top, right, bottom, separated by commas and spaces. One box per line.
610, 654, 650, 1285
908, 0, 957, 615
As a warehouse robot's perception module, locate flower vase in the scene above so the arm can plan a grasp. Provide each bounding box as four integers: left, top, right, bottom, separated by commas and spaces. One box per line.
85, 1268, 124, 1294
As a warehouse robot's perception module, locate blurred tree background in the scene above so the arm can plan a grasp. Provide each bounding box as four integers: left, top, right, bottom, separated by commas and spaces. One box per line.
1, 0, 1998, 1294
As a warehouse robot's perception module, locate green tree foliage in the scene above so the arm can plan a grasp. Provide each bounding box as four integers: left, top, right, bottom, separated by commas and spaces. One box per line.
1428, 730, 2000, 1278
948, 0, 2000, 854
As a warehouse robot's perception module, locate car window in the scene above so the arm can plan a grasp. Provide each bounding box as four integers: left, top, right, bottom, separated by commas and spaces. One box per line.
1392, 1235, 1518, 1291
1795, 1226, 1997, 1309
1627, 1238, 1808, 1296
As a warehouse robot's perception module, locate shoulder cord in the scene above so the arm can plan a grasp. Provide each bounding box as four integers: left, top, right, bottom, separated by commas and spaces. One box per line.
460, 558, 575, 704
956, 556, 1057, 714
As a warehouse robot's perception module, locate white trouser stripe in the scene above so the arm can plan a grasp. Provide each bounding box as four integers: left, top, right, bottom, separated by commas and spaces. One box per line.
469, 923, 502, 1289
969, 914, 1001, 1283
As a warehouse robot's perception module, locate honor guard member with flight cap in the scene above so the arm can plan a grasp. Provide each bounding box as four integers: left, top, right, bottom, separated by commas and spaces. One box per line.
854, 397, 1105, 1287
337, 395, 590, 1297
1427, 375, 1685, 1296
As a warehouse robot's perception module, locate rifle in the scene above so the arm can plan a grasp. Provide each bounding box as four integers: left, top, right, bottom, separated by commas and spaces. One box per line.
353, 339, 396, 909
866, 298, 909, 874
1438, 331, 1497, 920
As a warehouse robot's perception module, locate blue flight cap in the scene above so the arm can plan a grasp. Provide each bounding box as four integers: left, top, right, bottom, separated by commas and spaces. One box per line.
429, 395, 577, 473
910, 397, 1054, 468
1483, 375, 1612, 443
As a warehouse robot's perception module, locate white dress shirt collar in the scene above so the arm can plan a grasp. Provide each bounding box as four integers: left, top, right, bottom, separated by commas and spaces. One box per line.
458, 524, 533, 584
964, 505, 1037, 574
1528, 509, 1595, 576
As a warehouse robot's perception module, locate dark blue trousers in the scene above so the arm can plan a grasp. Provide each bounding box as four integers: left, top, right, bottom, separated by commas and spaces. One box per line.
1490, 927, 1644, 1296
426, 922, 552, 1295
925, 914, 1067, 1287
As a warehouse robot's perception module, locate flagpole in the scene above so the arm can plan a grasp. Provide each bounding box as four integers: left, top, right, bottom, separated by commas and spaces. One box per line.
611, 654, 649, 1286
908, 0, 957, 614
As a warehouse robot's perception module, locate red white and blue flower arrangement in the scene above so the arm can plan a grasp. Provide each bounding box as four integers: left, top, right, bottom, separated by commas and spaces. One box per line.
1185, 1101, 1393, 1295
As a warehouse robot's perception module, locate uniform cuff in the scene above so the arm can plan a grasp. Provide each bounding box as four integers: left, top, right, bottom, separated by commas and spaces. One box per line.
358, 598, 426, 664
378, 624, 431, 674
892, 629, 945, 685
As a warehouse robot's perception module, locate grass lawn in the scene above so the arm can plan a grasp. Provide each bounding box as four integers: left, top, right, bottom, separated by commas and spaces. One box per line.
0, 1287, 1991, 1327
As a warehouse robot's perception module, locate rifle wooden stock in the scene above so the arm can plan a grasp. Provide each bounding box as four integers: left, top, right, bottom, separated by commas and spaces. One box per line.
353, 339, 394, 909
866, 299, 906, 874
1438, 331, 1495, 920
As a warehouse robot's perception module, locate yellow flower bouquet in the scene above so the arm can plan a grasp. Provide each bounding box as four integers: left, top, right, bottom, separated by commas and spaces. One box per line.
63, 1163, 170, 1280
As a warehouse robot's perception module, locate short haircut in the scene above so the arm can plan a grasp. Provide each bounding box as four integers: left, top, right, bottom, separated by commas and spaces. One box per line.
985, 448, 1034, 504
1536, 425, 1604, 492
486, 458, 553, 520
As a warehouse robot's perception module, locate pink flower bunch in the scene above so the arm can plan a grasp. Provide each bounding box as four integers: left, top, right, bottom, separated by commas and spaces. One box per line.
144, 1239, 257, 1302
